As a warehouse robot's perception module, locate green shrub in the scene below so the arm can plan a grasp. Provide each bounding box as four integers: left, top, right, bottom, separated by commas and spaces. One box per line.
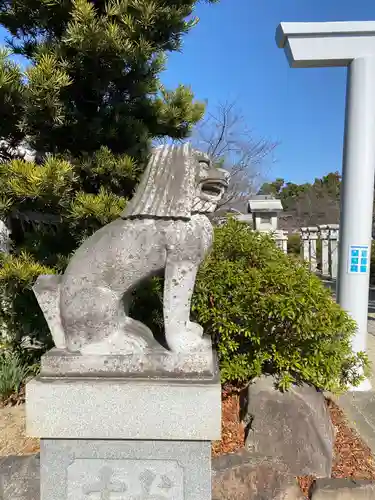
133, 219, 368, 393
0, 251, 55, 352
192, 220, 367, 391
287, 233, 301, 256
0, 349, 39, 402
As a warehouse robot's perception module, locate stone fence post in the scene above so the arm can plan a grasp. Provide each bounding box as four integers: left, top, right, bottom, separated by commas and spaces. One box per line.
281, 230, 288, 254
308, 227, 319, 272
301, 225, 340, 278
318, 225, 329, 276
300, 227, 309, 262
273, 230, 288, 254
328, 224, 339, 279
300, 227, 319, 271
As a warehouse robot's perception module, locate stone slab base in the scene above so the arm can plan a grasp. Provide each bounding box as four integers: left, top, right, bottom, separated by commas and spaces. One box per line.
26, 375, 221, 440
40, 439, 211, 500
330, 390, 375, 455
40, 346, 216, 379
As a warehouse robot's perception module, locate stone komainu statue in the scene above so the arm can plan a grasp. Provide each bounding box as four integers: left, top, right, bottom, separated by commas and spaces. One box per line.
33, 143, 229, 355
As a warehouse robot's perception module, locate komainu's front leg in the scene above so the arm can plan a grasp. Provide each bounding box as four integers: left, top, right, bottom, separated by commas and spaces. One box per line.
163, 256, 211, 353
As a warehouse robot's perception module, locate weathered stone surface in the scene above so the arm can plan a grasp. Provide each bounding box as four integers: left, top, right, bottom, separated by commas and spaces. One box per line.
33, 275, 65, 349
0, 442, 213, 500
311, 478, 375, 499
32, 143, 229, 358
0, 454, 40, 500
311, 479, 375, 500
0, 218, 10, 253
244, 375, 334, 477
41, 439, 211, 500
212, 450, 305, 500
0, 451, 309, 500
27, 375, 221, 440
40, 346, 216, 378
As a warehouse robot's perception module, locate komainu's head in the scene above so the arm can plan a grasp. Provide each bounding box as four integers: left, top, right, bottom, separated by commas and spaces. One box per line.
122, 143, 229, 219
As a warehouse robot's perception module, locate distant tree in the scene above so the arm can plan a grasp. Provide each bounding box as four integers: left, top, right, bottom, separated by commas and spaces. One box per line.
290, 172, 341, 226
257, 178, 285, 197
291, 185, 340, 226
259, 171, 341, 228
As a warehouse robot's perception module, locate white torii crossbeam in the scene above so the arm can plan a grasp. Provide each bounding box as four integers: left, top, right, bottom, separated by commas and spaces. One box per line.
276, 21, 375, 391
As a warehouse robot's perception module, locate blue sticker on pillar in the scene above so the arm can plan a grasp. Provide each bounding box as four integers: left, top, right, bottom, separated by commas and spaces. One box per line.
348, 245, 370, 274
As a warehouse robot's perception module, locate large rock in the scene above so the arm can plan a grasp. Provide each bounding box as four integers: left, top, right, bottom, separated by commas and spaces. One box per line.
243, 376, 334, 477
212, 449, 305, 500
0, 454, 39, 500
311, 478, 375, 499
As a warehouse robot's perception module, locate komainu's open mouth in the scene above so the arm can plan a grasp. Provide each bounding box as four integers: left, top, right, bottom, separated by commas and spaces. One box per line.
200, 174, 229, 201
201, 182, 224, 197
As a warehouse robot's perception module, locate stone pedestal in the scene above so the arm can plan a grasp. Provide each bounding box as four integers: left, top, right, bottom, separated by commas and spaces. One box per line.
26, 348, 221, 500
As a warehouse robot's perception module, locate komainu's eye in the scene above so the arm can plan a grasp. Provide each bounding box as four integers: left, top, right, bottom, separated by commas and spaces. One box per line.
198, 161, 210, 170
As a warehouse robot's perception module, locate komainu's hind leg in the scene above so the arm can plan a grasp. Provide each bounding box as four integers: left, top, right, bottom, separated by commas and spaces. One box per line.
61, 286, 157, 354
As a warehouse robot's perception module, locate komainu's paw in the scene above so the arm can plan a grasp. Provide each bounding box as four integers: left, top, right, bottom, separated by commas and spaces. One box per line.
81, 331, 148, 355
186, 321, 204, 339
166, 321, 211, 353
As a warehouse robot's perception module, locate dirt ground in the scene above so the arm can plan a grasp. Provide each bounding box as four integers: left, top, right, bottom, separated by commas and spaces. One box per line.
0, 405, 39, 456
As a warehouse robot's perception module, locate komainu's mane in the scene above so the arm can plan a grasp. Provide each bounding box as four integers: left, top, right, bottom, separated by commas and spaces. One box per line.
122, 143, 196, 220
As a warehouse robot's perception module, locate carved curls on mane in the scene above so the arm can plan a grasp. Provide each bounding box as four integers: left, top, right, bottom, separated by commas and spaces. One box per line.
122, 143, 196, 220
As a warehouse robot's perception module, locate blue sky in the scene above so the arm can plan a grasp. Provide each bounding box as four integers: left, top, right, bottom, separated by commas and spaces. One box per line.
161, 0, 375, 184
1, 1, 374, 184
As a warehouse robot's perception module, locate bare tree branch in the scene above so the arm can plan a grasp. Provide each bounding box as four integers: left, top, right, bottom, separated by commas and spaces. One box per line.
193, 100, 279, 210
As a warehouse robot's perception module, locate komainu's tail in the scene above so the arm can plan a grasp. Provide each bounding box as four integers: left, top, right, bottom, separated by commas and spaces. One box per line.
33, 274, 66, 349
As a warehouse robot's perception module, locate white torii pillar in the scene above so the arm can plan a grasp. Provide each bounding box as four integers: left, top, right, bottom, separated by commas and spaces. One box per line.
276, 21, 375, 391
